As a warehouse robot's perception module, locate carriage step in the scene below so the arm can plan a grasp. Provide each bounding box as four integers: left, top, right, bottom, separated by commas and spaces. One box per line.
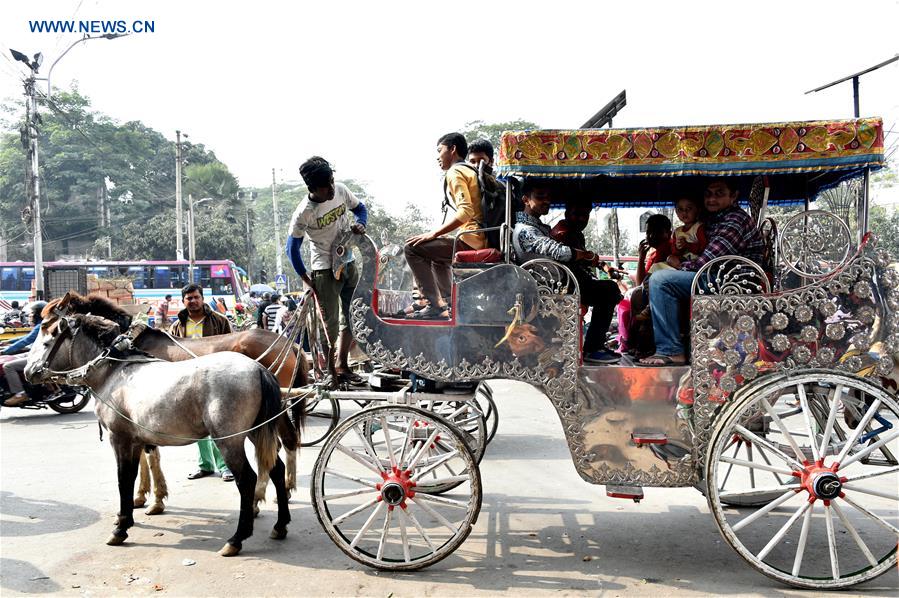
606, 485, 644, 502
631, 431, 668, 445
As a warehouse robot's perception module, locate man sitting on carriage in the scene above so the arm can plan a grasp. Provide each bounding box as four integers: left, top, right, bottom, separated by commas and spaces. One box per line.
512, 180, 622, 364
639, 178, 765, 367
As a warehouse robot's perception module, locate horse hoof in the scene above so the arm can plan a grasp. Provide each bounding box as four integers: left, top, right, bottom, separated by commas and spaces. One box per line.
270, 527, 287, 540
145, 503, 165, 516
219, 543, 241, 557
253, 506, 260, 518
133, 497, 147, 508
106, 532, 127, 546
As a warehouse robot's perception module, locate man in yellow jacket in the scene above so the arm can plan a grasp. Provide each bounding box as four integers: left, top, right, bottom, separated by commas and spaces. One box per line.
404, 132, 485, 320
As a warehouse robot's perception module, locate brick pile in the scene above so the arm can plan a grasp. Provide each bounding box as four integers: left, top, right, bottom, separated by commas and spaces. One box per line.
87, 275, 136, 305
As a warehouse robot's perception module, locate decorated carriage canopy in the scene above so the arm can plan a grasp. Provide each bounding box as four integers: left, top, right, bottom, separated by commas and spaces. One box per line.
496, 118, 884, 207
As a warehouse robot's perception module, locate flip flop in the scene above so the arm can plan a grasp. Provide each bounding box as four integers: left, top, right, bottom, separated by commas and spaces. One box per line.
337, 370, 367, 386
187, 469, 214, 480
636, 354, 687, 367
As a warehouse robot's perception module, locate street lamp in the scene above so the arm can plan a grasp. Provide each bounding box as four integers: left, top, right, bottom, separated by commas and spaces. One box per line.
187, 195, 213, 283
44, 33, 129, 97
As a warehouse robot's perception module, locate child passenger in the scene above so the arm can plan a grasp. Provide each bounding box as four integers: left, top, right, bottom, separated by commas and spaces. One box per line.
650, 196, 706, 274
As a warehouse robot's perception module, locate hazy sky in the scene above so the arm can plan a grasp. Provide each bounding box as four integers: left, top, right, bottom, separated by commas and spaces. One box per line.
1, 0, 897, 225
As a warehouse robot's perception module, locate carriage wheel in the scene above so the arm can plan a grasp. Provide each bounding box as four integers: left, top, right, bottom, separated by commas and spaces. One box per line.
299, 396, 340, 447
706, 372, 898, 589
311, 405, 482, 571
412, 397, 487, 465
474, 382, 499, 445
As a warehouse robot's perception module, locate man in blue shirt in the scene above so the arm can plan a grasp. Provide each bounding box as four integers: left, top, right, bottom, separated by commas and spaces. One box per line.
2, 301, 46, 406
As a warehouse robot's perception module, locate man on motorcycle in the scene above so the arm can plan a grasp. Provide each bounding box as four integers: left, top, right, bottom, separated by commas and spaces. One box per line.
1, 301, 47, 406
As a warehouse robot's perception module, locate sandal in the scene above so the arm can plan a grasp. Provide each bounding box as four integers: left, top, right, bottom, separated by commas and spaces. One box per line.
408, 305, 450, 320
187, 469, 214, 480
337, 370, 367, 386
637, 354, 687, 367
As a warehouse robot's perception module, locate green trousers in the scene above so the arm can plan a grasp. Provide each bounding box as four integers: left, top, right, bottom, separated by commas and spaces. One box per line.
197, 437, 228, 472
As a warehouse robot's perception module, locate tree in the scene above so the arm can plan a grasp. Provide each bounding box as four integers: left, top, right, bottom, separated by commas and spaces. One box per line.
461, 119, 540, 154
869, 204, 899, 260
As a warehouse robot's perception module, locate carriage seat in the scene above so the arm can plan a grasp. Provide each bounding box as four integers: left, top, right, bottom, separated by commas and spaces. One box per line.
453, 248, 502, 266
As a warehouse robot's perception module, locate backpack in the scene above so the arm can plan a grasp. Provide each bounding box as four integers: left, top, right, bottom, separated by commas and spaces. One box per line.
442, 162, 507, 250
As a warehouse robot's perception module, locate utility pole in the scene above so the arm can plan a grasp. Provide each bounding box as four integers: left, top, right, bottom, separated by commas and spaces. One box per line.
175, 130, 185, 261
18, 63, 45, 300
187, 193, 196, 283
271, 168, 284, 279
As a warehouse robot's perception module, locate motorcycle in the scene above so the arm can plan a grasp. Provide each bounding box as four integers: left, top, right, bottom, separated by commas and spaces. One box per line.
0, 353, 91, 414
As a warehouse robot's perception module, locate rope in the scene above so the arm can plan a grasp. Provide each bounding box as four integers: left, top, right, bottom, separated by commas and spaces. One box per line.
91, 384, 318, 442
156, 327, 199, 358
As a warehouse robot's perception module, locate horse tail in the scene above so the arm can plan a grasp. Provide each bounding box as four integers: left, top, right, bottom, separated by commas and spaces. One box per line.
251, 368, 282, 476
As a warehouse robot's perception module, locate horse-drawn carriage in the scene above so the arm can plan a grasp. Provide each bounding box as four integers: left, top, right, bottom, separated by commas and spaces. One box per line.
304, 117, 897, 589
24, 117, 895, 589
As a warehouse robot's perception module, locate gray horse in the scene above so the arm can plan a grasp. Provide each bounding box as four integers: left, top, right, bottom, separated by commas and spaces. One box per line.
25, 313, 290, 556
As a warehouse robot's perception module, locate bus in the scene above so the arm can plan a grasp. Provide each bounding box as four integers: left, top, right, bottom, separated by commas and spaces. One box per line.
0, 260, 248, 316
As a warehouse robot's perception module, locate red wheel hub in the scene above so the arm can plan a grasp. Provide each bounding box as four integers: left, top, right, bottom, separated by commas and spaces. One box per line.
377, 466, 416, 510
793, 460, 845, 504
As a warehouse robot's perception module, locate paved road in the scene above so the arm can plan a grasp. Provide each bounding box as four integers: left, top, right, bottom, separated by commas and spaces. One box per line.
1, 381, 896, 596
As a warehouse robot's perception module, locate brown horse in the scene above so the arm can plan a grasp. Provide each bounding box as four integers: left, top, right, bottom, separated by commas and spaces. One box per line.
43, 292, 310, 515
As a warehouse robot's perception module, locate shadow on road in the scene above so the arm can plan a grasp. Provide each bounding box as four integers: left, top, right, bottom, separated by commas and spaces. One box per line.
0, 559, 61, 593
0, 491, 101, 538
0, 410, 96, 427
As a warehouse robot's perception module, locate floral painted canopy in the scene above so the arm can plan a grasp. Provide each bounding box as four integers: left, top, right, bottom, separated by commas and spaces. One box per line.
496, 118, 884, 207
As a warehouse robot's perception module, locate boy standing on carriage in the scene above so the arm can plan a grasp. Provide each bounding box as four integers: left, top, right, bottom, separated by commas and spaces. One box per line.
287, 156, 368, 388
172, 283, 234, 481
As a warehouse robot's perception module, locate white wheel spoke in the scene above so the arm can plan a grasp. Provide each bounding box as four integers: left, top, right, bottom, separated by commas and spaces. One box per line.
731, 490, 799, 532
408, 496, 458, 534
831, 501, 878, 567
842, 465, 899, 483
839, 429, 899, 469
792, 501, 814, 576
403, 506, 436, 551
414, 475, 470, 489
332, 497, 379, 526
398, 420, 415, 469
719, 456, 794, 477
842, 483, 899, 502
835, 398, 882, 465
754, 444, 786, 485
376, 506, 393, 561
757, 500, 813, 561
353, 423, 386, 474
411, 449, 459, 481
841, 494, 899, 535
734, 424, 804, 471
824, 504, 840, 580
322, 488, 379, 501
746, 443, 756, 487
324, 468, 380, 489
719, 440, 741, 490
719, 484, 799, 501
380, 416, 397, 469
336, 443, 383, 476
818, 384, 844, 458
413, 492, 470, 509
397, 506, 411, 563
761, 398, 807, 463
407, 430, 440, 471
796, 384, 821, 462
350, 501, 385, 549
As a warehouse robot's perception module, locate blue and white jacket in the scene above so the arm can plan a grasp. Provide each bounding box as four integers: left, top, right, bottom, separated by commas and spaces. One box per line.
512, 212, 574, 264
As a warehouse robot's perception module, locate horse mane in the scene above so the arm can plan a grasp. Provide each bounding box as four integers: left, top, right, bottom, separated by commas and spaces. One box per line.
44, 292, 133, 332
75, 314, 125, 348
